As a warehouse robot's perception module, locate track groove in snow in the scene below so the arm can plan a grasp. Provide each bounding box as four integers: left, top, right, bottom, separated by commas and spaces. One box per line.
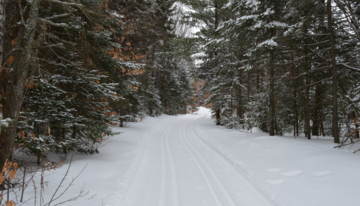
38, 108, 360, 206
184, 126, 238, 206
118, 115, 277, 206
180, 123, 225, 206
160, 128, 180, 206
121, 132, 147, 204
191, 125, 278, 206
159, 130, 167, 206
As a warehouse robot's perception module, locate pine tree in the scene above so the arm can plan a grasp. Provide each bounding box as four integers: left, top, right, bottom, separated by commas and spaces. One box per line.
188, 0, 360, 143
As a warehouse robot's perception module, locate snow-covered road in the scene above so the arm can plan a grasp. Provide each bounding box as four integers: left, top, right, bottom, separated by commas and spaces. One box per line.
33, 108, 360, 206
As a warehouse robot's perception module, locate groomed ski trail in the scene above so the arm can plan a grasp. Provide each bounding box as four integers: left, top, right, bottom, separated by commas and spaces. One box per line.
34, 107, 360, 206
120, 113, 274, 206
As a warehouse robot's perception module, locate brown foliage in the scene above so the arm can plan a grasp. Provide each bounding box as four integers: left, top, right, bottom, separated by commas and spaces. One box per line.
5, 56, 14, 65
5, 201, 15, 206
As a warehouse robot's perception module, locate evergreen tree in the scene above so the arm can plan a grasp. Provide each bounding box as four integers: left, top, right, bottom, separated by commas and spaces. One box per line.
186, 0, 360, 143
0, 0, 193, 165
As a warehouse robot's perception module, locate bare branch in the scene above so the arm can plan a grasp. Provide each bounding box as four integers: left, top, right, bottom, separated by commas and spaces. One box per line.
45, 0, 84, 8
46, 156, 73, 205
38, 18, 70, 28
338, 63, 360, 73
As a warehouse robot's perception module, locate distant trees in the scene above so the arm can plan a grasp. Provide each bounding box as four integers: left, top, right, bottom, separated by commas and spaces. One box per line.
185, 0, 360, 143
0, 0, 192, 168
109, 0, 193, 116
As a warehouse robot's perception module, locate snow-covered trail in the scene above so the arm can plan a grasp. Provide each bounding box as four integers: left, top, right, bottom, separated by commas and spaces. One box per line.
32, 108, 360, 206
121, 113, 274, 206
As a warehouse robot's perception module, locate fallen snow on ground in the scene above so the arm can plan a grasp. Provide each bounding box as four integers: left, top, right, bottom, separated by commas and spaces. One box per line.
18, 107, 360, 206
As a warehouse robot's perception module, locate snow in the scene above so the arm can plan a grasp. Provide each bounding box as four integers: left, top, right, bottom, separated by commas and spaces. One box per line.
246, 0, 259, 7
263, 8, 275, 16
238, 15, 258, 21
109, 11, 124, 19
194, 107, 212, 118
250, 127, 266, 134
257, 39, 279, 48
16, 107, 360, 206
0, 118, 12, 127
171, 2, 201, 38
223, 0, 233, 9
265, 21, 289, 29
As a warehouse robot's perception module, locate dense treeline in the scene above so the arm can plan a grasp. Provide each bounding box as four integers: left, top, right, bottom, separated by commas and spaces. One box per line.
0, 0, 193, 167
183, 0, 360, 142
1, 0, 359, 170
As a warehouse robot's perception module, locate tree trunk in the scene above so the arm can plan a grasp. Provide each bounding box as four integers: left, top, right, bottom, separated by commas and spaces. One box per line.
237, 71, 243, 124
0, 0, 4, 64
303, 72, 311, 140
312, 85, 323, 136
0, 85, 22, 166
215, 109, 221, 125
214, 0, 219, 30
290, 53, 299, 137
247, 71, 251, 102
256, 68, 261, 93
269, 52, 276, 136
327, 0, 340, 144
321, 118, 325, 136
0, 0, 41, 168
302, 18, 312, 140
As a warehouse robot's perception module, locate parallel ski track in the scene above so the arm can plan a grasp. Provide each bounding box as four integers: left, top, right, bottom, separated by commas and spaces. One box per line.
181, 121, 237, 206
120, 117, 278, 206
121, 132, 148, 206
165, 127, 180, 206
159, 128, 167, 206
190, 122, 278, 206
159, 125, 180, 206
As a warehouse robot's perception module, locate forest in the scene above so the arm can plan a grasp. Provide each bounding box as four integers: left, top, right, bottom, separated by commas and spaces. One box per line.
188, 0, 360, 142
0, 0, 360, 206
0, 0, 193, 167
